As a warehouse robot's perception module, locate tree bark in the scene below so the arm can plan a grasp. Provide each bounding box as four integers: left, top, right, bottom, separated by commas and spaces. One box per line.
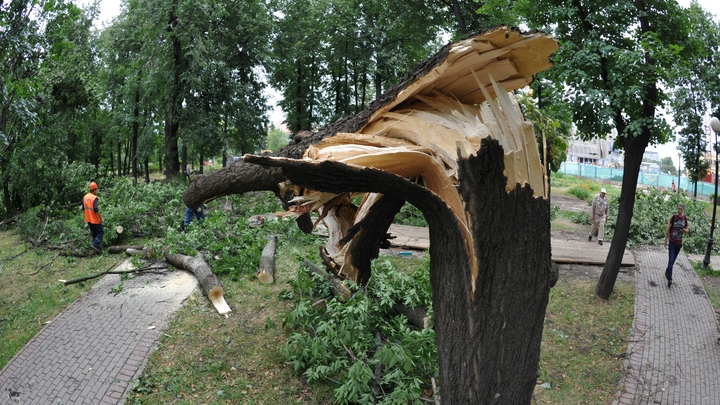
184, 27, 559, 402
249, 137, 556, 403
256, 235, 277, 284
392, 302, 431, 329
164, 251, 231, 315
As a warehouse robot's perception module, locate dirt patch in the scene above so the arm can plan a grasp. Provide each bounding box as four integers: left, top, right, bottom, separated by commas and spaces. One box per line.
700, 274, 720, 291
556, 263, 634, 283
550, 194, 589, 213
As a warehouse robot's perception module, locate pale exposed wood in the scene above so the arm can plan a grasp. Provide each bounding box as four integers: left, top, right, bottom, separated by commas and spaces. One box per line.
267, 29, 556, 284
256, 235, 277, 284
361, 28, 556, 126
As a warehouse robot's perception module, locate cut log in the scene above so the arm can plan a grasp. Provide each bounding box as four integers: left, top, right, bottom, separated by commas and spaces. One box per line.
108, 245, 145, 254
164, 251, 232, 315
256, 235, 277, 284
303, 259, 351, 302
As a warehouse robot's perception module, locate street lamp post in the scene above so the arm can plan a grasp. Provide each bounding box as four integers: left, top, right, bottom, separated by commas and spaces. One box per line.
702, 116, 720, 269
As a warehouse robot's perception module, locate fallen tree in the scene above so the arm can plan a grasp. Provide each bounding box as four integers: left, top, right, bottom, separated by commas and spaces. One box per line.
184, 26, 558, 403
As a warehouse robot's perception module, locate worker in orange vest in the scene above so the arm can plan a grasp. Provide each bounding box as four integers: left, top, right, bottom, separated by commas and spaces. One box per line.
83, 182, 104, 253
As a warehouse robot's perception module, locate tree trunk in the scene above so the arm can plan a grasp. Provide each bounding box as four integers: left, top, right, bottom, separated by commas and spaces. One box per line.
144, 156, 150, 183
164, 0, 183, 177
182, 142, 187, 179
256, 235, 277, 284
132, 87, 140, 181
117, 141, 122, 177
596, 128, 650, 299
184, 27, 559, 402
246, 136, 556, 403
108, 245, 145, 254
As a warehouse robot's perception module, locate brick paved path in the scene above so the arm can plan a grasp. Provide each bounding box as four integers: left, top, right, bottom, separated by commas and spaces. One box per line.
3, 243, 720, 405
616, 247, 720, 405
0, 263, 197, 405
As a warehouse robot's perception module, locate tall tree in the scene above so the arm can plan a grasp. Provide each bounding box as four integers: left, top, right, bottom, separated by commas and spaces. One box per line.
114, 0, 271, 175
433, 0, 520, 37
0, 0, 46, 216
268, 0, 445, 132
516, 0, 690, 299
1, 0, 102, 216
671, 2, 720, 199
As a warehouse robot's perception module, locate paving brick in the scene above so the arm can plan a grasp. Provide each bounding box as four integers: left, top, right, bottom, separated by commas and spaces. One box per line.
0, 268, 198, 405
616, 248, 720, 404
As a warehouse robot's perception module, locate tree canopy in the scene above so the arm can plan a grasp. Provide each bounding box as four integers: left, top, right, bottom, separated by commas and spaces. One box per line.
3, 1, 720, 304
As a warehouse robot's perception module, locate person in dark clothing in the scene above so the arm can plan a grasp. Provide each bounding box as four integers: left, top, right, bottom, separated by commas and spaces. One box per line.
663, 203, 689, 287
183, 205, 206, 228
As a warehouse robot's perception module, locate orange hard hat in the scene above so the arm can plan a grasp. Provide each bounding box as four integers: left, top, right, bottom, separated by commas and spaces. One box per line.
89, 182, 98, 190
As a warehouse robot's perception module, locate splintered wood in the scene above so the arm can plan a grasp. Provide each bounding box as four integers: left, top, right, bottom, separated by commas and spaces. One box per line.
262, 28, 558, 284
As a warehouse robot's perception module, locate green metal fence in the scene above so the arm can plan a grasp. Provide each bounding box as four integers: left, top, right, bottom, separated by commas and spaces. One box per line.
558, 162, 716, 196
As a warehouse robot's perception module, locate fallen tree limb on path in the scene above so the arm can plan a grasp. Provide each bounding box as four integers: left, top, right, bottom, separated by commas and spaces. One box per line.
61, 261, 166, 285
164, 250, 232, 315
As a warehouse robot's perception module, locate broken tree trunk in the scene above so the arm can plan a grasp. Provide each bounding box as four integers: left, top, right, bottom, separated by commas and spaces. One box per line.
303, 259, 351, 302
164, 251, 232, 315
183, 26, 558, 403
256, 235, 277, 284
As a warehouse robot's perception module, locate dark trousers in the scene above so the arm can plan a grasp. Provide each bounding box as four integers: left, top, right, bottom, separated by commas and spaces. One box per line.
666, 242, 682, 280
88, 223, 104, 248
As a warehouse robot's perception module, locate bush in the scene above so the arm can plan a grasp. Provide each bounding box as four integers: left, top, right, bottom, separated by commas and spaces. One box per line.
567, 186, 590, 201
283, 257, 437, 404
607, 188, 716, 254
394, 202, 428, 227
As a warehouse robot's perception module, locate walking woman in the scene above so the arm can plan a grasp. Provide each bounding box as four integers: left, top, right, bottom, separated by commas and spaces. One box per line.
663, 203, 689, 287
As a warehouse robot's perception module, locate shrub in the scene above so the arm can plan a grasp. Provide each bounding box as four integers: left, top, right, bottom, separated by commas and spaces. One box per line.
567, 186, 590, 201
607, 188, 716, 254
283, 257, 437, 404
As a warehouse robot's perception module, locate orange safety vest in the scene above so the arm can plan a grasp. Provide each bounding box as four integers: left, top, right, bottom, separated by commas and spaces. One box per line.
83, 193, 102, 224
